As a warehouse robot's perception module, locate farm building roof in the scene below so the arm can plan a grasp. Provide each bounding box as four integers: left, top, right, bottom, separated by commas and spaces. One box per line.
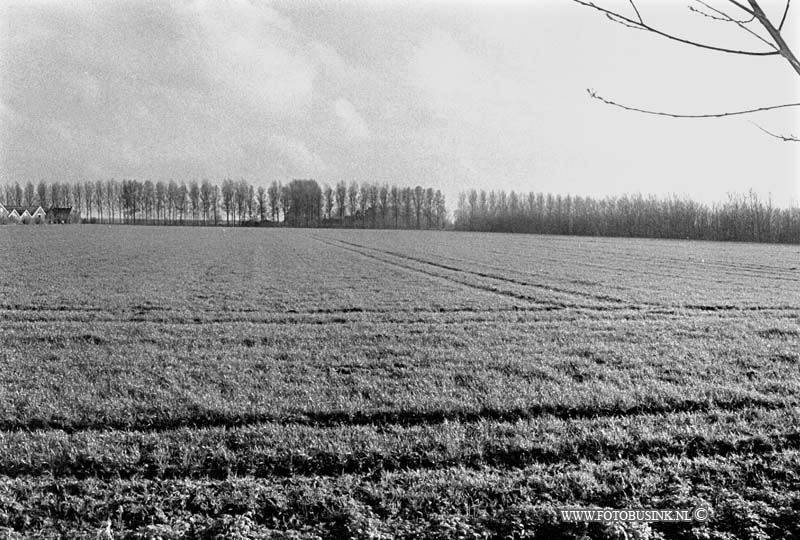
2, 205, 45, 214
47, 207, 73, 218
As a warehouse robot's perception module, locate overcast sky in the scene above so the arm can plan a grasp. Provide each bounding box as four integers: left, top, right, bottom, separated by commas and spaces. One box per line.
1, 0, 798, 207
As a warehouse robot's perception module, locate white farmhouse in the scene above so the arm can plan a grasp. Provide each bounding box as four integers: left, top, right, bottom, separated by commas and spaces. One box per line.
0, 203, 47, 224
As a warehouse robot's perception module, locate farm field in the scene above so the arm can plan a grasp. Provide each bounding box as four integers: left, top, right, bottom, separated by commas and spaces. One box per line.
0, 226, 799, 539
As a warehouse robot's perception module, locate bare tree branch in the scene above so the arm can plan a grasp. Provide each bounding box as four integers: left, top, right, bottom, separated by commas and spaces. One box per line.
751, 122, 800, 141
689, 4, 755, 24
726, 0, 756, 16
573, 0, 780, 55
576, 1, 799, 142
692, 0, 776, 50
778, 0, 791, 30
746, 0, 800, 76
605, 12, 647, 31
628, 0, 643, 23
587, 89, 800, 118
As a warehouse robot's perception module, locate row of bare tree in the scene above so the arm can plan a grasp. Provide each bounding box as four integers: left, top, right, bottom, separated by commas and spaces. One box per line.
454, 190, 800, 244
1, 179, 448, 229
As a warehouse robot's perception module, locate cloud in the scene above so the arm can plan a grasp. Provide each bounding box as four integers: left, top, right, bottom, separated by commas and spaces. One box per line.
334, 97, 371, 140
409, 31, 527, 125
268, 135, 321, 175
404, 30, 539, 190
311, 41, 360, 85
0, 0, 326, 182
185, 1, 315, 117
1, 1, 796, 206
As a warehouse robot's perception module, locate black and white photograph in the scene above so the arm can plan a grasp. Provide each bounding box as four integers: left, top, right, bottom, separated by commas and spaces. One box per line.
1, 0, 798, 538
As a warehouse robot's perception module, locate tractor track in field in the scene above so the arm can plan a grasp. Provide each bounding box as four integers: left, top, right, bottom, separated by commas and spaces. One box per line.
0, 395, 791, 435
426, 249, 799, 293
0, 304, 626, 326
1, 427, 798, 481
309, 235, 800, 315
1, 303, 797, 328
310, 234, 643, 309
584, 247, 800, 281
523, 235, 800, 278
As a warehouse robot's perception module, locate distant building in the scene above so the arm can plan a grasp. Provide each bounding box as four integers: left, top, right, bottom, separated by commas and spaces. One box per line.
47, 207, 78, 224
0, 203, 80, 224
0, 204, 47, 224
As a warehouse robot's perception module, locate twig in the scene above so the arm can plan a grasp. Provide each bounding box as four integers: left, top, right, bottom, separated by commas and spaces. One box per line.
727, 0, 756, 16
587, 89, 800, 118
693, 0, 776, 50
751, 122, 800, 141
573, 0, 779, 55
689, 3, 755, 23
628, 0, 643, 23
779, 0, 791, 30
746, 0, 800, 76
606, 13, 647, 31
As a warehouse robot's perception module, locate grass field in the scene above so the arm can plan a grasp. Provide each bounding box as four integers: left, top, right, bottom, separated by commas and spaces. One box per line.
1, 227, 798, 539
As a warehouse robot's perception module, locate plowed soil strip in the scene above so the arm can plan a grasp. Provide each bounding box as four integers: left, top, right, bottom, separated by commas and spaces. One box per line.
0, 396, 790, 434
2, 429, 798, 481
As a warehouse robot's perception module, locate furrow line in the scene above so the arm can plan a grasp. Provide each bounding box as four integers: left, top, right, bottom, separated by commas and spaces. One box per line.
0, 397, 791, 434
326, 236, 636, 306
2, 431, 798, 481
311, 235, 800, 314
308, 234, 576, 309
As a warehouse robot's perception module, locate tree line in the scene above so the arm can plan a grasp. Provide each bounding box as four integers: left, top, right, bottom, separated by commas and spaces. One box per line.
1, 179, 448, 229
454, 189, 800, 244
6, 178, 797, 243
